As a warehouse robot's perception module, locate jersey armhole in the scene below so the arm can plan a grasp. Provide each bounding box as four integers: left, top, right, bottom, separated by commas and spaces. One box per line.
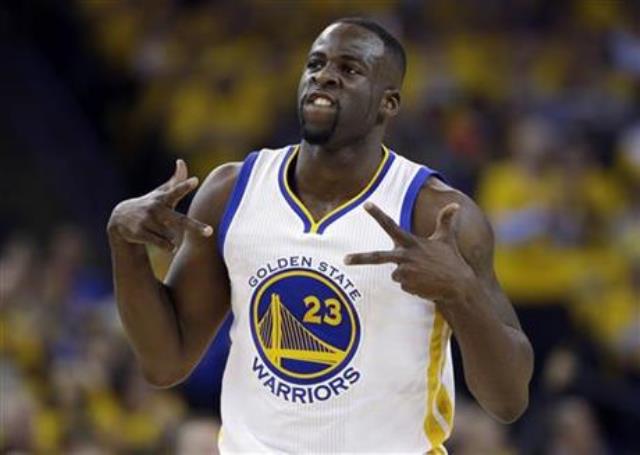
399, 167, 444, 233
216, 151, 259, 259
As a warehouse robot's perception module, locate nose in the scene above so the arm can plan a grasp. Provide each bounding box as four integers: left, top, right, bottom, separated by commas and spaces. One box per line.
311, 64, 340, 89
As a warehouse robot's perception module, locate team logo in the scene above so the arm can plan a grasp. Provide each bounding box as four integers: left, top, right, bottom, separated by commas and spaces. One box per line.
248, 260, 362, 403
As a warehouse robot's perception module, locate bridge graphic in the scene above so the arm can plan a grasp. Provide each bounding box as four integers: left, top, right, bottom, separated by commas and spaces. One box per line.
258, 293, 346, 368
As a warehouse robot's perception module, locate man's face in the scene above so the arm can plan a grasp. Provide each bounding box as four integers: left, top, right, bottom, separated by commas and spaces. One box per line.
297, 23, 388, 146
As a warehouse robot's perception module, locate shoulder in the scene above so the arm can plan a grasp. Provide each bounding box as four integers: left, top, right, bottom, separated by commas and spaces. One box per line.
413, 177, 487, 237
202, 161, 243, 193
187, 162, 242, 229
413, 177, 495, 273
185, 146, 288, 227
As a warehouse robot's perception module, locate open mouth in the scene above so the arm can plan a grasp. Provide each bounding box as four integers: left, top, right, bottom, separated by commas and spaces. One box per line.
306, 93, 336, 108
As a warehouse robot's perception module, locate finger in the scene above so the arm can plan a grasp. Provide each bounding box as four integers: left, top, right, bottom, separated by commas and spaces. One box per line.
344, 250, 405, 266
159, 159, 188, 190
144, 216, 181, 247
391, 268, 401, 282
133, 228, 175, 252
161, 176, 199, 208
164, 210, 213, 238
400, 282, 418, 296
429, 203, 460, 243
175, 159, 188, 183
391, 267, 405, 283
364, 202, 416, 246
152, 206, 213, 238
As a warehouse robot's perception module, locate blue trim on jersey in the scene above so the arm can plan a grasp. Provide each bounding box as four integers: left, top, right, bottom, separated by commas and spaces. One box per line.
278, 145, 395, 234
400, 166, 443, 233
316, 152, 396, 234
217, 151, 259, 257
278, 146, 313, 232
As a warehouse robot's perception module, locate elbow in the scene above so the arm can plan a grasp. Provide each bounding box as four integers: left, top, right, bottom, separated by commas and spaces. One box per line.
469, 331, 534, 423
469, 377, 531, 424
471, 389, 530, 423
490, 395, 529, 423
468, 379, 530, 423
140, 365, 189, 389
492, 334, 533, 423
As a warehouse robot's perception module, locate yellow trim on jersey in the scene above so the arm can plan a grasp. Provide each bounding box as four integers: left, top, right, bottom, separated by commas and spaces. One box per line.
282, 144, 391, 233
436, 324, 454, 428
424, 312, 453, 452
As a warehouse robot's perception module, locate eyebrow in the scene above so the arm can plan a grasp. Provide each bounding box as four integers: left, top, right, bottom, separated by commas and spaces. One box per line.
307, 51, 368, 67
340, 54, 366, 65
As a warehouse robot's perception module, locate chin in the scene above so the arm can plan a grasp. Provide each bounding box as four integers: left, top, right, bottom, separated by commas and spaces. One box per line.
300, 117, 339, 145
299, 105, 339, 145
302, 126, 333, 144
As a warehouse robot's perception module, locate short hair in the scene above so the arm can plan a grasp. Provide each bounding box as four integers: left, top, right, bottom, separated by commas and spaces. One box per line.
333, 17, 407, 81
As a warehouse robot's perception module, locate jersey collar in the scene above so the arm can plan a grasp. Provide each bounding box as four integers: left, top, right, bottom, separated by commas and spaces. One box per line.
278, 144, 395, 234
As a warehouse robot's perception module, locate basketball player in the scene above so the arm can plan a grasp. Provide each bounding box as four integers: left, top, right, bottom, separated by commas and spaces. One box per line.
107, 18, 533, 452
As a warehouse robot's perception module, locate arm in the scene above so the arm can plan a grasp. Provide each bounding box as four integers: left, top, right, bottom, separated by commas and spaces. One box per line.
345, 179, 533, 423
414, 179, 534, 423
107, 160, 240, 387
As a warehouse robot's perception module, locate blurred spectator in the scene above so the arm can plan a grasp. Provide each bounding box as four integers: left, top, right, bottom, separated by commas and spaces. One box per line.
0, 228, 185, 452
449, 400, 515, 455
175, 417, 221, 455
547, 397, 609, 455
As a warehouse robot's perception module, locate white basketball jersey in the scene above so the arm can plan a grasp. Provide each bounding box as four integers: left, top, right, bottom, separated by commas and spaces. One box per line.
217, 145, 455, 453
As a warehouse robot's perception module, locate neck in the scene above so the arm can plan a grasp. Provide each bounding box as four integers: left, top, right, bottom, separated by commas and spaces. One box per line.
295, 133, 385, 204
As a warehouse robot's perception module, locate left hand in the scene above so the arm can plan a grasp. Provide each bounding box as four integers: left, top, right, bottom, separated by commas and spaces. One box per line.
344, 201, 475, 302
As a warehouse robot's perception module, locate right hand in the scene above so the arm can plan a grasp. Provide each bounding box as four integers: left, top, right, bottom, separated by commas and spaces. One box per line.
107, 159, 213, 252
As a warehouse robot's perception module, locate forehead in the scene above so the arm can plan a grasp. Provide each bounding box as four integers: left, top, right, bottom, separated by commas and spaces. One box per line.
310, 23, 385, 63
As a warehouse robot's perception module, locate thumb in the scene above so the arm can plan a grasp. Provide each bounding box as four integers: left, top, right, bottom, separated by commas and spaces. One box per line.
429, 203, 460, 243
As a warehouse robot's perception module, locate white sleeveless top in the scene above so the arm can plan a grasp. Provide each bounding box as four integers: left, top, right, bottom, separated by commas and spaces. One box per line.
217, 145, 454, 453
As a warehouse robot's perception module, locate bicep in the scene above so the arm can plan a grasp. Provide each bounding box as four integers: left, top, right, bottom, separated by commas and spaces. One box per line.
455, 196, 523, 331
165, 230, 230, 341
163, 164, 239, 363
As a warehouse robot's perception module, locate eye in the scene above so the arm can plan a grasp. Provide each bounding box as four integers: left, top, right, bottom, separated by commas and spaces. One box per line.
342, 65, 359, 76
306, 59, 323, 71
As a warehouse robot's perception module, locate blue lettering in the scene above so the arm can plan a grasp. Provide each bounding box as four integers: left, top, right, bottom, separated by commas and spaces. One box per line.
252, 357, 269, 380
291, 387, 307, 404
344, 367, 361, 385
328, 377, 348, 396
314, 385, 331, 401
264, 377, 276, 395
276, 382, 291, 401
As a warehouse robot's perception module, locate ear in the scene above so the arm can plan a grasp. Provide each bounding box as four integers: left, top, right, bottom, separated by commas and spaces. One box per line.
380, 89, 401, 120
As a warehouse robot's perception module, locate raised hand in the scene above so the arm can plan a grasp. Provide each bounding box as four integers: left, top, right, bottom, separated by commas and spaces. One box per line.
107, 159, 213, 252
344, 201, 474, 302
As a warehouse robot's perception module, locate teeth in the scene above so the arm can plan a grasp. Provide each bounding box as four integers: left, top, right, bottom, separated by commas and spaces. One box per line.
313, 97, 332, 107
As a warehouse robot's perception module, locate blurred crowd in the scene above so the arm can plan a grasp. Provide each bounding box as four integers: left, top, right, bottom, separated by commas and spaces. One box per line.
1, 0, 639, 453
1, 227, 220, 452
